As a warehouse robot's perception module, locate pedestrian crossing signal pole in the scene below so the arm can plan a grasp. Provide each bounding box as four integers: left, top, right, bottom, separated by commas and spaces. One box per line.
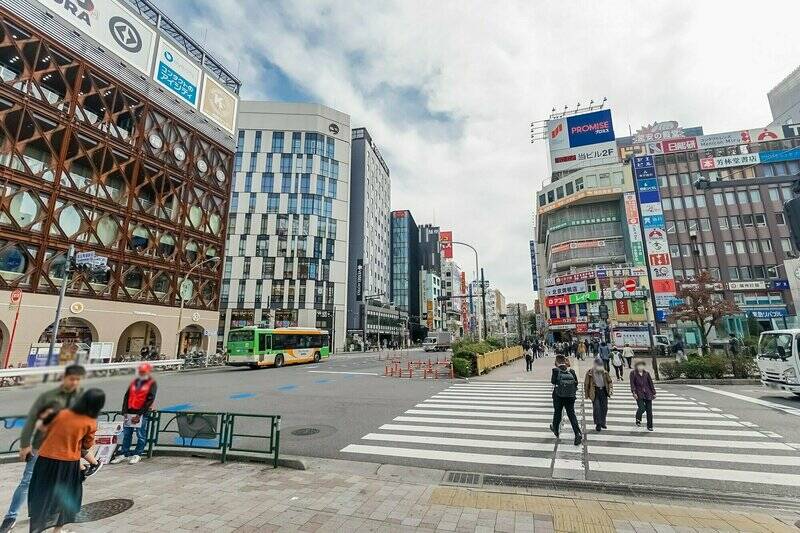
45, 244, 75, 371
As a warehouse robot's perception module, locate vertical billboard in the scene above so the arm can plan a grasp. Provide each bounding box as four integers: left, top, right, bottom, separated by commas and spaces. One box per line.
440, 231, 453, 259
155, 39, 202, 108
460, 272, 469, 333
547, 109, 618, 173
201, 75, 239, 134
633, 156, 676, 309
529, 240, 539, 291
623, 192, 646, 266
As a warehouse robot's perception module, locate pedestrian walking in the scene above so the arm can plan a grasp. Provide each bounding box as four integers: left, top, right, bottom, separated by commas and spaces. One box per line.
585, 357, 613, 431
110, 363, 158, 465
28, 388, 105, 533
611, 347, 625, 381
671, 337, 686, 363
576, 341, 586, 361
522, 339, 533, 372
0, 365, 85, 533
590, 338, 599, 358
630, 361, 656, 431
598, 341, 611, 372
549, 355, 582, 445
622, 343, 635, 369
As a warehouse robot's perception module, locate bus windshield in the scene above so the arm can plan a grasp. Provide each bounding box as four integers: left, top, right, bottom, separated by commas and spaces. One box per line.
228, 330, 254, 342
758, 333, 793, 360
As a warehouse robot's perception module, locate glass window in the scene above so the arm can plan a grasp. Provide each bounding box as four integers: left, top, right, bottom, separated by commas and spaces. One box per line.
556, 186, 564, 200
272, 132, 284, 152
679, 173, 690, 185
709, 268, 721, 280
782, 186, 793, 201
748, 240, 759, 253
777, 212, 786, 225
565, 182, 574, 195
695, 195, 706, 208
292, 132, 302, 153
684, 196, 695, 209
761, 239, 773, 252
781, 238, 793, 252
705, 242, 716, 256
699, 218, 711, 231
753, 265, 766, 279
735, 241, 746, 254
728, 267, 740, 280
742, 214, 754, 227
740, 266, 753, 280
725, 192, 736, 205
673, 197, 684, 210
669, 174, 678, 187
769, 187, 780, 201
724, 241, 734, 255
713, 193, 723, 206
730, 216, 741, 229
737, 191, 748, 204
719, 217, 728, 230
750, 190, 761, 203
669, 244, 680, 258
755, 213, 767, 227
662, 198, 672, 210
574, 178, 584, 191
261, 173, 274, 193
676, 220, 687, 233
254, 131, 262, 152
680, 244, 691, 257
666, 221, 676, 234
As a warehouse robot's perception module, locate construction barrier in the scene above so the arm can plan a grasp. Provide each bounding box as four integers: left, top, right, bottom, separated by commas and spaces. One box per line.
385, 357, 454, 379
476, 346, 523, 375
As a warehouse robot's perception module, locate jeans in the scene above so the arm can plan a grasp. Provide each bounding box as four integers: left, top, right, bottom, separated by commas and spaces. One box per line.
636, 398, 654, 429
613, 365, 624, 380
552, 396, 581, 436
4, 451, 37, 520
602, 359, 610, 372
592, 388, 608, 428
120, 419, 149, 457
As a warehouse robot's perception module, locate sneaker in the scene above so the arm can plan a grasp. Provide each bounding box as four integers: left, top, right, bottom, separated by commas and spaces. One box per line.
0, 517, 17, 533
595, 425, 601, 432
83, 462, 102, 478
574, 434, 582, 446
635, 420, 641, 427
109, 455, 127, 464
128, 455, 141, 464
548, 424, 559, 438
647, 427, 654, 432
601, 425, 607, 429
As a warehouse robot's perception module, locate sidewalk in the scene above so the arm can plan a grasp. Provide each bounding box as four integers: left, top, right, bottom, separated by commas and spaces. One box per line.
1, 456, 797, 532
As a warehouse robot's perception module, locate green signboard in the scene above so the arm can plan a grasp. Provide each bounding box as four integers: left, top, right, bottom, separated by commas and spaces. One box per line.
631, 300, 645, 314
569, 291, 599, 304
631, 242, 646, 267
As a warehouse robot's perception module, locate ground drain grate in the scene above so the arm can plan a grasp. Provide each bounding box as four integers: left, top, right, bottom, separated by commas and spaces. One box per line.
75, 499, 134, 523
291, 427, 320, 436
444, 471, 483, 487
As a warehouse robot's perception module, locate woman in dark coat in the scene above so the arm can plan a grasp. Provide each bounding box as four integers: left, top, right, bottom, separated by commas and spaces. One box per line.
630, 362, 657, 431
28, 389, 105, 533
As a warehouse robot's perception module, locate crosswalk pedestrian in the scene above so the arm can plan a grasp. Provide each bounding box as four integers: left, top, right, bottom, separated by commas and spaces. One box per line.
341, 381, 800, 496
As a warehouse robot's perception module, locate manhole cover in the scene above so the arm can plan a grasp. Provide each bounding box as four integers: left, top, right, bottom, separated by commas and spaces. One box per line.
292, 427, 320, 436
75, 499, 134, 523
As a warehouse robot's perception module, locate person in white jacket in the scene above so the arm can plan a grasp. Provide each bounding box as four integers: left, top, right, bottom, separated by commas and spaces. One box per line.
617, 345, 634, 380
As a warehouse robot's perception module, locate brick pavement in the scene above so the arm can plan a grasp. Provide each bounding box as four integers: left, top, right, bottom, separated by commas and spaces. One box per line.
1, 456, 798, 532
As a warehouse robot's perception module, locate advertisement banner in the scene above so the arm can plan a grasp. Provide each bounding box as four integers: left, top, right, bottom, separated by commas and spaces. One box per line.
637, 178, 659, 192
155, 39, 201, 108
426, 300, 433, 330
642, 213, 665, 229
440, 231, 453, 259
652, 279, 677, 293
728, 281, 766, 290
529, 240, 539, 291
551, 239, 606, 254
460, 272, 469, 332
200, 75, 239, 134
760, 146, 800, 164
633, 121, 683, 144
355, 260, 364, 301
624, 193, 639, 224
640, 201, 663, 216
748, 308, 788, 319
700, 153, 760, 170
550, 141, 618, 173
546, 295, 570, 307
782, 124, 800, 138
696, 127, 784, 150
660, 137, 698, 153
544, 281, 588, 297
566, 109, 615, 147
32, 0, 156, 76
615, 299, 629, 315
611, 329, 651, 349
570, 291, 599, 304
547, 117, 570, 151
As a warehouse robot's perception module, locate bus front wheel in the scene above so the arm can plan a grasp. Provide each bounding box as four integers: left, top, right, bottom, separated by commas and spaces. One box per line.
274, 354, 285, 368
314, 351, 321, 363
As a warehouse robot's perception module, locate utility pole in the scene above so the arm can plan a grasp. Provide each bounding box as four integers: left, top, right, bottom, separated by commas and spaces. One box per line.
46, 244, 75, 369
517, 303, 523, 341
480, 268, 488, 340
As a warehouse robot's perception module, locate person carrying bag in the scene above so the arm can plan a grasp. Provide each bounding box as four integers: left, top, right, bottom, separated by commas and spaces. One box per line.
549, 355, 582, 445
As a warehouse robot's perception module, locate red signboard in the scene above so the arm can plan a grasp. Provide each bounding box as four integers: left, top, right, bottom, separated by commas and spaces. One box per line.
652, 279, 677, 293
648, 253, 671, 266
615, 299, 629, 315
660, 137, 698, 154
624, 278, 637, 293
549, 317, 577, 325
440, 231, 453, 259
576, 323, 588, 333
546, 295, 570, 307
460, 272, 468, 332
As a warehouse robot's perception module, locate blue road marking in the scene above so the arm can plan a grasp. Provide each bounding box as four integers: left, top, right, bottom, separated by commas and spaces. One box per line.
174, 436, 218, 447
229, 393, 257, 400
162, 403, 192, 412
313, 379, 332, 384
277, 384, 297, 392
4, 418, 25, 429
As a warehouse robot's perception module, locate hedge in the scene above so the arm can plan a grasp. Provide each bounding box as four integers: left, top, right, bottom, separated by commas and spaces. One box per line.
659, 354, 758, 380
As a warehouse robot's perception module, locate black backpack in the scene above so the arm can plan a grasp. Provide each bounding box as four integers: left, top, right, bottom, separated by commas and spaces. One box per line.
555, 369, 578, 398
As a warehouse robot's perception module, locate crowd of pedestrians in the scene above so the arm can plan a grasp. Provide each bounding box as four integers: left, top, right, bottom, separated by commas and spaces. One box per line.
0, 362, 158, 533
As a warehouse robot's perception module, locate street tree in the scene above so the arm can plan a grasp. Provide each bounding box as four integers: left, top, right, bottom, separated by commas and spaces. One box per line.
668, 270, 740, 354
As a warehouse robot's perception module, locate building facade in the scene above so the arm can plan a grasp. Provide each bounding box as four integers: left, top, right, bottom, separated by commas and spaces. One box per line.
419, 224, 441, 275
486, 288, 507, 335
768, 65, 800, 127
0, 1, 239, 365
506, 302, 528, 339
390, 210, 420, 322
420, 270, 442, 331
441, 260, 464, 336
347, 127, 391, 330
220, 102, 350, 351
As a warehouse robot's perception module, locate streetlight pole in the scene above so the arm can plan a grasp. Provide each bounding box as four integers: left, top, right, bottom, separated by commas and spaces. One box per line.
451, 241, 483, 341
175, 256, 220, 358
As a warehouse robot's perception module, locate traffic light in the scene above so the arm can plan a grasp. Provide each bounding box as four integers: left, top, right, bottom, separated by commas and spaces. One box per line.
784, 197, 800, 252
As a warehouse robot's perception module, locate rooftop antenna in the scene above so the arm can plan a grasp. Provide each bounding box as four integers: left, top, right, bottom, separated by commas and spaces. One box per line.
530, 96, 608, 143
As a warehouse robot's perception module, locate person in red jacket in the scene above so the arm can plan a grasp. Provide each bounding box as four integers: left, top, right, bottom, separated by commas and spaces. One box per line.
110, 363, 157, 465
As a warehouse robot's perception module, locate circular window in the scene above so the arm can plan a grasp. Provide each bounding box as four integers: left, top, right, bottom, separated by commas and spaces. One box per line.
173, 146, 186, 161
153, 273, 169, 293
196, 159, 208, 173
10, 192, 40, 227
215, 169, 225, 182
208, 214, 221, 234
148, 133, 163, 149
48, 255, 67, 280
158, 234, 176, 257
129, 225, 149, 251
124, 268, 143, 290
188, 205, 202, 228
95, 216, 119, 247
185, 241, 198, 263
58, 205, 82, 237
0, 246, 26, 274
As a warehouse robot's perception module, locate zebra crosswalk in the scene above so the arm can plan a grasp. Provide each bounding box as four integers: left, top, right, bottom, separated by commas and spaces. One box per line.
340, 381, 800, 496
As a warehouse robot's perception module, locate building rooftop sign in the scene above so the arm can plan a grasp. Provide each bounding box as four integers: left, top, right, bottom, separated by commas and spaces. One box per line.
632, 121, 683, 144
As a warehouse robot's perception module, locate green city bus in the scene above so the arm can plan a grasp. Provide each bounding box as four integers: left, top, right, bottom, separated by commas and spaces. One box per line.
226, 327, 330, 369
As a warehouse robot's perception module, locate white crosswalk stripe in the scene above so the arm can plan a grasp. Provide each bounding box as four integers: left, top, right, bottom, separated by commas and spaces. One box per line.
340, 381, 799, 492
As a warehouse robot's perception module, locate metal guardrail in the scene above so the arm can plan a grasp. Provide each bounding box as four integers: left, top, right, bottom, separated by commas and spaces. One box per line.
0, 410, 280, 466
0, 360, 183, 379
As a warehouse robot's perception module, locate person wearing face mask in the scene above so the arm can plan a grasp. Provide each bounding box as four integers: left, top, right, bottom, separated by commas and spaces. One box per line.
584, 357, 613, 432
549, 355, 582, 445
110, 363, 158, 465
630, 361, 656, 431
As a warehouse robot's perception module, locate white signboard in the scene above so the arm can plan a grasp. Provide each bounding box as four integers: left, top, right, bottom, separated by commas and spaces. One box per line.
155, 39, 201, 108
550, 141, 619, 173
92, 421, 123, 465
32, 0, 156, 76
728, 281, 766, 290
611, 329, 651, 349
700, 153, 760, 170
697, 128, 783, 150
200, 75, 239, 134
544, 281, 588, 297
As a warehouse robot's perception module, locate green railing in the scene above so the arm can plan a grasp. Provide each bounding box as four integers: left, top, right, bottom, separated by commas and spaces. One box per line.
0, 410, 280, 467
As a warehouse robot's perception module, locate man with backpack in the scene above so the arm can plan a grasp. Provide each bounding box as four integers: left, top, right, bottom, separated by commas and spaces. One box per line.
549, 355, 582, 445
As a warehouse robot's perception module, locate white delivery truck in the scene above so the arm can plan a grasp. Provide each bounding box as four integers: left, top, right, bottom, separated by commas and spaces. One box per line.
423, 332, 453, 352
756, 329, 800, 395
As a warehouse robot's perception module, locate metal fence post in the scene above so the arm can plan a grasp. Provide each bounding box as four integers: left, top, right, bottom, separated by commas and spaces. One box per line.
221, 413, 230, 464
146, 411, 159, 458
273, 415, 281, 469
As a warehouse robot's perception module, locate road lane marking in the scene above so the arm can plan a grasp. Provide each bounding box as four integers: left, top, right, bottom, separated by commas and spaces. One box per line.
360, 433, 555, 451
587, 433, 792, 449
307, 370, 379, 375
277, 384, 297, 391
341, 444, 553, 468
379, 423, 552, 439
229, 393, 257, 400
589, 461, 800, 486
586, 445, 800, 466
688, 385, 800, 417
162, 403, 192, 412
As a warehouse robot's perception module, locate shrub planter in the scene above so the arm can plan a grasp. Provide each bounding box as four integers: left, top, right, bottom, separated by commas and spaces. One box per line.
655, 378, 760, 385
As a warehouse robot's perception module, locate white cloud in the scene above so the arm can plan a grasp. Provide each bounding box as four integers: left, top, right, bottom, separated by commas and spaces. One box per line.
161, 0, 800, 306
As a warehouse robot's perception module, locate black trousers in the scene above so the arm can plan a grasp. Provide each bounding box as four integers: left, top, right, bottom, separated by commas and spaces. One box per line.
636, 398, 654, 429
525, 357, 533, 371
613, 365, 624, 380
592, 388, 608, 427
552, 396, 581, 436
625, 357, 633, 369
602, 359, 610, 372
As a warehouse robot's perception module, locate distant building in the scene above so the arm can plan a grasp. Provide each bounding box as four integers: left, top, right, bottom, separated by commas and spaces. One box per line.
420, 270, 442, 331
390, 210, 420, 323
441, 261, 464, 336
486, 288, 507, 335
768, 65, 800, 126
506, 303, 529, 338
419, 224, 441, 275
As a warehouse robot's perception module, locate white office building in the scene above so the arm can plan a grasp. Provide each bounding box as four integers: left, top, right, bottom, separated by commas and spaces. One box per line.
221, 102, 351, 351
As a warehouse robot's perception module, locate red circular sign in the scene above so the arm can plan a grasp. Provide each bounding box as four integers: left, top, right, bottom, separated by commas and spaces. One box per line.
9, 288, 22, 304
624, 279, 637, 293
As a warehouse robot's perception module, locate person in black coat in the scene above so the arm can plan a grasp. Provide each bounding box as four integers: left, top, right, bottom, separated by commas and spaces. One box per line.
550, 355, 582, 445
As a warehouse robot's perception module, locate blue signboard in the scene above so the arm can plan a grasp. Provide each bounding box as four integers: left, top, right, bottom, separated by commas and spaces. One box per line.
566, 109, 615, 148
635, 167, 656, 179
633, 155, 654, 169
655, 309, 668, 322
669, 298, 685, 308
157, 57, 199, 107
638, 178, 659, 192
759, 147, 800, 164
642, 214, 665, 228
747, 308, 788, 319
771, 279, 790, 290
638, 191, 661, 204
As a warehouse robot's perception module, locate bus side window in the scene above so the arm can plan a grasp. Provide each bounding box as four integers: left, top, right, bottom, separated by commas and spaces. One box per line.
796, 335, 800, 357
258, 333, 268, 352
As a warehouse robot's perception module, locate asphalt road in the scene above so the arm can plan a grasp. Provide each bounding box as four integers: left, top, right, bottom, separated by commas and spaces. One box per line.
3, 351, 800, 498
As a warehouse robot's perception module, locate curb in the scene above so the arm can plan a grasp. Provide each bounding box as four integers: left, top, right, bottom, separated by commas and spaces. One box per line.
656, 378, 760, 385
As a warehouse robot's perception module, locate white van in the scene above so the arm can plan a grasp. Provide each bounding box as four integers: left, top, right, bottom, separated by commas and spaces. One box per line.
756, 329, 800, 395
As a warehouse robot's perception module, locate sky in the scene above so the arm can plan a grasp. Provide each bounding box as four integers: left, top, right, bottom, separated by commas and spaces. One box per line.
160, 0, 800, 306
